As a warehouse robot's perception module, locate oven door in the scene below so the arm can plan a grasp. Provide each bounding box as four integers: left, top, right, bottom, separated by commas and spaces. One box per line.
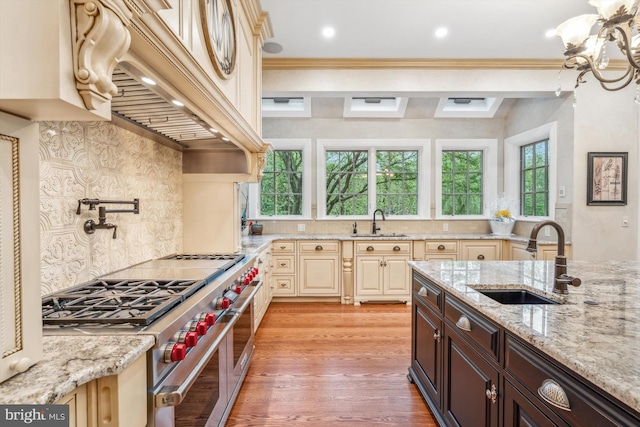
152, 316, 235, 427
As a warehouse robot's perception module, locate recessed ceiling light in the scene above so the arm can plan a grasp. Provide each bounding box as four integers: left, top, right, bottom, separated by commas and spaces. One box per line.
435, 27, 448, 38
545, 29, 557, 38
141, 77, 156, 85
322, 27, 335, 38
263, 42, 283, 54
210, 127, 218, 133
172, 100, 184, 107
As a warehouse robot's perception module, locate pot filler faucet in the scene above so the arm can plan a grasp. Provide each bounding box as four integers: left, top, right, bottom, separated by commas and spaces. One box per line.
526, 220, 581, 294
76, 198, 140, 239
372, 209, 385, 234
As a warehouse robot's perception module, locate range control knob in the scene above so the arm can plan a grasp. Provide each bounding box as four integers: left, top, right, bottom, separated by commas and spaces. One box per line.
176, 330, 198, 347
198, 312, 216, 326
244, 276, 252, 285
235, 285, 243, 294
188, 320, 208, 336
216, 297, 230, 309
252, 267, 259, 276
163, 342, 187, 363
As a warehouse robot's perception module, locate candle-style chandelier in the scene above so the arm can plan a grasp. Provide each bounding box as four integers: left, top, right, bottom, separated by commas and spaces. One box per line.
556, 0, 640, 99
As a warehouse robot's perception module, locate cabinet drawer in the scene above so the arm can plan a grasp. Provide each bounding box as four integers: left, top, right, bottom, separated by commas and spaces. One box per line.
355, 241, 411, 255
505, 334, 639, 427
412, 271, 442, 312
299, 241, 340, 253
444, 296, 500, 361
272, 240, 295, 253
272, 255, 295, 274
425, 240, 458, 254
273, 275, 296, 295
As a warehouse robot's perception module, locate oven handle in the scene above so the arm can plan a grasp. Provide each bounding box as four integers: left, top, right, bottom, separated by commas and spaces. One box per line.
154, 315, 237, 407
153, 279, 263, 408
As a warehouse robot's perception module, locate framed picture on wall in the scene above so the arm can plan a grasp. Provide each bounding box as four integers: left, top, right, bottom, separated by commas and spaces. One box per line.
587, 152, 628, 206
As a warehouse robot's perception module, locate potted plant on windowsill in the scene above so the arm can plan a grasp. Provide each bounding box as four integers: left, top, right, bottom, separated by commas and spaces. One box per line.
489, 194, 516, 235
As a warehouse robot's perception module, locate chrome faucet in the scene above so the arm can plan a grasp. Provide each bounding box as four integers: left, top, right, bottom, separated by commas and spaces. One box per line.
526, 220, 581, 294
372, 209, 385, 234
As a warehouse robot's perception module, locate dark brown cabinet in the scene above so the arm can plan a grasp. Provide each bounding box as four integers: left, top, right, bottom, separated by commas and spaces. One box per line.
503, 378, 567, 427
412, 298, 443, 410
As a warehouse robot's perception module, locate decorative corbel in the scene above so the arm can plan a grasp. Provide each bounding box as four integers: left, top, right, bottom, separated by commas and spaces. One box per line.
256, 142, 273, 180
70, 0, 133, 110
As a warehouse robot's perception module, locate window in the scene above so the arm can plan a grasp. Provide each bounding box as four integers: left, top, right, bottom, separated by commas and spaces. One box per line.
251, 139, 311, 218
441, 150, 483, 215
520, 139, 549, 217
435, 139, 497, 218
318, 140, 429, 218
505, 123, 556, 220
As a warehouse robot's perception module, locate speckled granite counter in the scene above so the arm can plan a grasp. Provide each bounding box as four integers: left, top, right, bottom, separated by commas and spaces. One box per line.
0, 335, 154, 404
410, 260, 640, 413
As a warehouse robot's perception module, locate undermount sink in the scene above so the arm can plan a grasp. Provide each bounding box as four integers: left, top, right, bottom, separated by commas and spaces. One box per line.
351, 233, 408, 238
477, 289, 558, 305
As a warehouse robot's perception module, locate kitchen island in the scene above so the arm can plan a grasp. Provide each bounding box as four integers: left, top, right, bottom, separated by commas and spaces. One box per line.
410, 260, 640, 426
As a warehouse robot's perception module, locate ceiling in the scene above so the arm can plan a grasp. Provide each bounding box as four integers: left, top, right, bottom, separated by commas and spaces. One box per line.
258, 0, 596, 119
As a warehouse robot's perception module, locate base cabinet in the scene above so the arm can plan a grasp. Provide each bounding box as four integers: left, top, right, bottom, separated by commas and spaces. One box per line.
298, 241, 341, 296
354, 241, 411, 305
503, 379, 567, 427
411, 299, 443, 410
254, 246, 273, 331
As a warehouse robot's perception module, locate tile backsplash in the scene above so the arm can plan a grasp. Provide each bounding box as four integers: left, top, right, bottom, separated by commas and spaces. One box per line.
39, 121, 183, 294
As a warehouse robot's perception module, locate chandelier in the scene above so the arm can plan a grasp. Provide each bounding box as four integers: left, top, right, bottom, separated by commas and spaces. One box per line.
556, 0, 640, 98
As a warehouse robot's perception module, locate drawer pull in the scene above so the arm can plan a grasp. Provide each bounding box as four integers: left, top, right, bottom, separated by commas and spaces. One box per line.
477, 254, 485, 260
279, 283, 287, 288
455, 315, 472, 332
418, 287, 428, 297
485, 384, 497, 404
280, 262, 286, 266
433, 329, 441, 343
280, 245, 286, 249
437, 244, 445, 250
366, 246, 374, 252
315, 245, 323, 251
538, 379, 571, 411
393, 245, 401, 251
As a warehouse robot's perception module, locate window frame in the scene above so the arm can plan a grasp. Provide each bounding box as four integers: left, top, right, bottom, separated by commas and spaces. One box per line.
435, 139, 498, 219
249, 139, 312, 220
316, 139, 430, 220
504, 122, 557, 221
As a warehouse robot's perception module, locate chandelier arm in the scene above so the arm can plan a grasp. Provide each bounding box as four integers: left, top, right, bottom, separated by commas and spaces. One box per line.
599, 68, 635, 91
610, 24, 640, 70
571, 54, 635, 84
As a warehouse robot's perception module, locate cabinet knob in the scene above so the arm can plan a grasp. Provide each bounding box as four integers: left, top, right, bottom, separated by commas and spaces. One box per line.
455, 315, 472, 332
437, 244, 445, 250
393, 245, 401, 251
433, 329, 441, 343
485, 384, 497, 404
477, 254, 485, 260
315, 245, 323, 251
538, 379, 571, 411
366, 246, 374, 252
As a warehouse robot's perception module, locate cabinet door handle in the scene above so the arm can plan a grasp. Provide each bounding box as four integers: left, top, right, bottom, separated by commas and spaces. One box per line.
433, 329, 441, 343
437, 244, 445, 250
456, 315, 472, 332
538, 379, 571, 411
485, 384, 497, 404
366, 246, 374, 252
393, 245, 401, 252
477, 254, 485, 260
315, 245, 323, 251
384, 260, 388, 267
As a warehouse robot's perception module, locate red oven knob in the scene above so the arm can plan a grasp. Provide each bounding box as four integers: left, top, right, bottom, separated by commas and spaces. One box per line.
215, 297, 230, 309
177, 331, 198, 347
163, 342, 187, 363
235, 285, 243, 294
199, 312, 216, 326
244, 276, 251, 285
188, 320, 208, 336
252, 267, 259, 275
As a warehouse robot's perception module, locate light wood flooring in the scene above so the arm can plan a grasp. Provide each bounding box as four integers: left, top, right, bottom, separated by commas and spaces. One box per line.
226, 302, 438, 426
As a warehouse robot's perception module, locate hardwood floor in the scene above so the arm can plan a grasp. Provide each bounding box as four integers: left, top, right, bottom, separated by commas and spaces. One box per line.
227, 302, 438, 426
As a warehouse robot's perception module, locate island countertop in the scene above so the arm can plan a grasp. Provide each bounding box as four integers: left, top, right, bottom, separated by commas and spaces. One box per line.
409, 260, 640, 414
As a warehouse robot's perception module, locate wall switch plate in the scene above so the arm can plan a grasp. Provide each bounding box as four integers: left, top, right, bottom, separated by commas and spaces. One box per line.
622, 216, 629, 227
443, 223, 448, 232
297, 224, 305, 232
544, 227, 551, 237
559, 186, 566, 197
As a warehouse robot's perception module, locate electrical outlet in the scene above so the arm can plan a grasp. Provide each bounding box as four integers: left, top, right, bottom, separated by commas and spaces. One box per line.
622, 216, 629, 227
559, 186, 566, 197
443, 223, 449, 232
297, 224, 306, 232
544, 227, 551, 237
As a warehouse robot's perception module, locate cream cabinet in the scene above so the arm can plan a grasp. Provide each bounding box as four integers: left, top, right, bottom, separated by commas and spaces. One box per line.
460, 240, 502, 261
271, 240, 297, 296
354, 241, 412, 305
298, 241, 341, 296
424, 240, 458, 261
506, 241, 572, 261
254, 246, 273, 331
56, 356, 147, 427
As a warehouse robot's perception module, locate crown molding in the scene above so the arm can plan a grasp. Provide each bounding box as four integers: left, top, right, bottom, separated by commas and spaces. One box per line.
262, 58, 628, 71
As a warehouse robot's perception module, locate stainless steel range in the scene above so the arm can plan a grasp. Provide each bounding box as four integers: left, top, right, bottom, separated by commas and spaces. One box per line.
42, 253, 262, 427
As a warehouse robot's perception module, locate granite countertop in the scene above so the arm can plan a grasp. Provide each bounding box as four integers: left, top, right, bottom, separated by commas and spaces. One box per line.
410, 260, 640, 413
0, 335, 154, 404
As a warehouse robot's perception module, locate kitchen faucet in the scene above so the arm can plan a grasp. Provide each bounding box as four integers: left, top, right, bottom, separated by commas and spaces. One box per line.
372, 209, 385, 234
526, 220, 581, 294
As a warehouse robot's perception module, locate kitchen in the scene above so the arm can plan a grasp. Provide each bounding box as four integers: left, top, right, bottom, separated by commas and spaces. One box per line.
1, 0, 639, 426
